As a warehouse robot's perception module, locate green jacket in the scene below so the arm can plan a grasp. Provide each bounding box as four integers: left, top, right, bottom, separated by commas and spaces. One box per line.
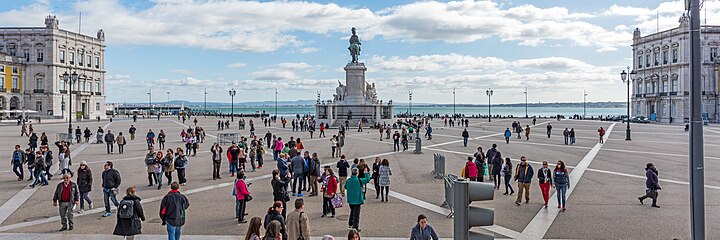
345, 174, 371, 205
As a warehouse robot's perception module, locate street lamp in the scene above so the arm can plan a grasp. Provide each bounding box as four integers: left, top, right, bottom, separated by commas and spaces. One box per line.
523, 87, 528, 118
147, 89, 152, 116
229, 88, 236, 122
275, 88, 278, 119
63, 71, 78, 142
583, 90, 588, 119
620, 66, 636, 141
453, 88, 456, 117
204, 88, 207, 113
166, 91, 170, 116
409, 90, 413, 116
485, 89, 493, 122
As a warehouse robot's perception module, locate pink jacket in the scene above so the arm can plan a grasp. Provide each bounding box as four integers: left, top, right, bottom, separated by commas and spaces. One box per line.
466, 161, 478, 178
235, 179, 250, 201
274, 140, 284, 151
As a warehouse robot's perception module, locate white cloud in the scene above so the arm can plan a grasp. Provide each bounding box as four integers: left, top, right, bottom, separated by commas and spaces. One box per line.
296, 47, 319, 53
156, 77, 217, 87
277, 62, 314, 70
170, 69, 193, 75
252, 69, 299, 80
227, 63, 247, 68
369, 53, 507, 72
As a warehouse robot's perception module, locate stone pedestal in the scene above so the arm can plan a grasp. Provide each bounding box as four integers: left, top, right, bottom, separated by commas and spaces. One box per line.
343, 63, 368, 105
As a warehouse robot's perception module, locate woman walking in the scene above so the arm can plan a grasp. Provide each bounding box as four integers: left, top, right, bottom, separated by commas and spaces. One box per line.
491, 154, 502, 189
271, 170, 289, 218
163, 149, 175, 185
378, 159, 392, 202
152, 152, 164, 190
638, 163, 661, 208
158, 130, 166, 150
357, 158, 369, 198
245, 217, 263, 240
263, 220, 282, 240
501, 158, 514, 195
553, 161, 570, 211
40, 132, 49, 146
234, 171, 251, 223
76, 161, 93, 213
174, 148, 188, 186
113, 186, 145, 240
321, 167, 338, 218
409, 214, 439, 240
263, 201, 287, 239
371, 157, 381, 199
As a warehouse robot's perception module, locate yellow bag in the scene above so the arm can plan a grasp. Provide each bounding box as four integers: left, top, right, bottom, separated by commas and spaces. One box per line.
461, 165, 466, 178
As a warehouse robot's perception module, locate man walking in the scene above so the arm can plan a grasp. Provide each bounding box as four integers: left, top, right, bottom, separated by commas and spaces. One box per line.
116, 132, 126, 154
461, 128, 469, 147
160, 182, 190, 240
546, 123, 552, 138
11, 145, 25, 181
128, 125, 136, 141
53, 173, 79, 231
392, 131, 400, 152
524, 125, 531, 140
265, 131, 273, 148
563, 128, 570, 145
345, 168, 371, 231
102, 161, 121, 217
514, 156, 534, 205
336, 155, 350, 196
597, 127, 605, 144
290, 153, 306, 197
504, 128, 511, 144
286, 198, 310, 240
75, 126, 82, 143
105, 130, 115, 154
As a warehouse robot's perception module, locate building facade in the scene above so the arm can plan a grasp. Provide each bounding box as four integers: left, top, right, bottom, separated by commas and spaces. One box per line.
632, 14, 719, 123
0, 16, 106, 120
0, 53, 25, 116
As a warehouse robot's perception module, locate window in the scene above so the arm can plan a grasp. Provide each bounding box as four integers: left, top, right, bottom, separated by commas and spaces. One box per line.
0, 65, 4, 73
36, 49, 44, 62
59, 50, 65, 63
36, 77, 43, 89
12, 67, 18, 74
35, 101, 42, 111
637, 83, 643, 94
86, 81, 91, 92
95, 57, 100, 68
90, 81, 94, 92
78, 53, 83, 66
711, 47, 718, 62
652, 81, 657, 93
81, 80, 86, 91
87, 55, 92, 67
8, 45, 16, 56
672, 79, 678, 92
646, 54, 650, 67
59, 79, 65, 91
0, 76, 4, 90
672, 49, 678, 63
69, 52, 74, 65
638, 56, 643, 68
22, 49, 29, 61
663, 50, 668, 64
95, 102, 100, 111
646, 82, 651, 93
654, 52, 659, 66
11, 77, 18, 89
662, 80, 668, 92
95, 82, 100, 93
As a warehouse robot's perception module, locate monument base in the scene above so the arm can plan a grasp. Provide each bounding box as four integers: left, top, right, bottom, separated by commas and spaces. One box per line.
316, 103, 394, 127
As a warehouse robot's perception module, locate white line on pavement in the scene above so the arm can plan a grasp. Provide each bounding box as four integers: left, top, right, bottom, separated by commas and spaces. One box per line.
0, 121, 112, 226
517, 123, 616, 240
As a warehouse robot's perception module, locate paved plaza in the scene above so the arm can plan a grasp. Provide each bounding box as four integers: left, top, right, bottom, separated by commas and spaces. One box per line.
0, 116, 717, 239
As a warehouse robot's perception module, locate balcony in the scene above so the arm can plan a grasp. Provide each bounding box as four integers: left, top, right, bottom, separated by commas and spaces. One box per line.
659, 92, 668, 96
634, 94, 643, 98
33, 89, 44, 93
670, 92, 678, 96
94, 92, 102, 96
11, 88, 20, 93
59, 90, 67, 94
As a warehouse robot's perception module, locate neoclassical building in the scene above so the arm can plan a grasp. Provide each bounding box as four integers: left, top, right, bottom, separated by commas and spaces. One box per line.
0, 16, 106, 119
632, 14, 719, 123
0, 53, 25, 115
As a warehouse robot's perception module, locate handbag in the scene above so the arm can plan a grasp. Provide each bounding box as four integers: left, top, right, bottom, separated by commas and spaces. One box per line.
331, 195, 343, 208
646, 188, 658, 198
244, 194, 253, 202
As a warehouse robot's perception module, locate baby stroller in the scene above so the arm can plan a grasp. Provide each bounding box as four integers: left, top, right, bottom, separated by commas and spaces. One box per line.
96, 132, 104, 144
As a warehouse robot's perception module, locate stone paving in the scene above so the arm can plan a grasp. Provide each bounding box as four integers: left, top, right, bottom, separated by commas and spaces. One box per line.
0, 116, 717, 239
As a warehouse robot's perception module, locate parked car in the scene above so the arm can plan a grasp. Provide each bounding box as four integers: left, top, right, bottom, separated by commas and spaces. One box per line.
624, 116, 650, 123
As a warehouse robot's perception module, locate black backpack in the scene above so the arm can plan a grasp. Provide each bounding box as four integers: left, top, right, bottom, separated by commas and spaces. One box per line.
118, 199, 135, 219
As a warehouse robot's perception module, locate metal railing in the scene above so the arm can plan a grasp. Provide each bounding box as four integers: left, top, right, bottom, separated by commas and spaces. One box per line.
217, 133, 238, 145
441, 174, 459, 218
432, 153, 445, 179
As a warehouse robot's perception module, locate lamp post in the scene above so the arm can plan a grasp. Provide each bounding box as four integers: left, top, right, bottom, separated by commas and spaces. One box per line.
274, 88, 278, 119
166, 91, 170, 116
203, 88, 207, 113
485, 89, 493, 122
620, 66, 635, 141
688, 1, 706, 238
583, 90, 587, 119
63, 71, 78, 142
453, 88, 456, 117
147, 89, 152, 116
229, 88, 236, 122
409, 90, 413, 116
523, 87, 528, 118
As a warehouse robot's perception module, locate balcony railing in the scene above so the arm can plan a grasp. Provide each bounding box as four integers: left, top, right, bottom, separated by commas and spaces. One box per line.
33, 89, 44, 93
670, 92, 678, 96
94, 92, 102, 96
11, 88, 20, 93
59, 90, 67, 94
0, 88, 5, 92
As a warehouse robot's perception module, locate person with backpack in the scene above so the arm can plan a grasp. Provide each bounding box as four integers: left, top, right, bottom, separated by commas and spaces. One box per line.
336, 155, 350, 196
160, 182, 190, 240
504, 128, 511, 144
102, 161, 121, 217
286, 198, 310, 240
263, 201, 287, 239
501, 158, 514, 195
462, 157, 478, 182
113, 186, 145, 240
105, 130, 115, 154
211, 143, 223, 180
345, 167, 371, 231
514, 156, 534, 205
53, 173, 79, 231
308, 152, 321, 196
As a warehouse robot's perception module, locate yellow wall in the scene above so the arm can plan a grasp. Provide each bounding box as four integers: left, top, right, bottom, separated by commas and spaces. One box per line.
2, 65, 22, 91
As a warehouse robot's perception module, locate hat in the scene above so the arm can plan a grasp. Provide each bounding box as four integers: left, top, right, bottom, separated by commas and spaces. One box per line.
80, 161, 88, 166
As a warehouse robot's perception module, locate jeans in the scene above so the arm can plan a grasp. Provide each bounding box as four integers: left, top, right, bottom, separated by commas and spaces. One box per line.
212, 161, 221, 179
292, 174, 304, 194
103, 188, 119, 212
505, 137, 509, 144
230, 161, 238, 174
58, 201, 74, 229
348, 204, 361, 229
273, 150, 279, 161
564, 136, 569, 145
177, 168, 187, 184
165, 172, 173, 184
463, 137, 468, 147
235, 199, 247, 220
555, 183, 567, 207
155, 172, 163, 186
32, 168, 48, 186
166, 223, 182, 240
159, 141, 165, 150
106, 143, 114, 154
118, 144, 124, 154
12, 163, 23, 179
571, 137, 576, 144
393, 141, 399, 151
539, 182, 551, 204
516, 182, 531, 203
504, 175, 514, 193
323, 195, 335, 216
80, 191, 92, 209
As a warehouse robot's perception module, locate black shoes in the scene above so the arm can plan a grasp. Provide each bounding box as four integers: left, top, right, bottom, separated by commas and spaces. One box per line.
638, 197, 644, 204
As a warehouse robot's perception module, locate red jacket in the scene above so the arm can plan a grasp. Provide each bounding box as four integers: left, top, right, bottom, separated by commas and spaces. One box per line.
235, 179, 250, 201
466, 161, 479, 178
324, 175, 338, 196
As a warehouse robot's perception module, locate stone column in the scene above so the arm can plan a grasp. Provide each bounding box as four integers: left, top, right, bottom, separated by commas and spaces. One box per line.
343, 63, 367, 104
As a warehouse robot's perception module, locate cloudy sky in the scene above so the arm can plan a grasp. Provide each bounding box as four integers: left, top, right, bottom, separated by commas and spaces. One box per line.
0, 0, 714, 104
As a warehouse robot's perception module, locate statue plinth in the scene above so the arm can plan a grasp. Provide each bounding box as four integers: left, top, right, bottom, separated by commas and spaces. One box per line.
342, 62, 368, 105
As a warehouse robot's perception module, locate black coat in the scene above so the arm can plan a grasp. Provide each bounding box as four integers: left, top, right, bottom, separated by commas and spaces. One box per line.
113, 195, 145, 236
263, 211, 287, 239
102, 168, 122, 189
159, 191, 190, 226
76, 168, 93, 193
29, 135, 38, 148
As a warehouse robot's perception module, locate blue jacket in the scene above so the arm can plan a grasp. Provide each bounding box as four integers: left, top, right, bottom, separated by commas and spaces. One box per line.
514, 163, 534, 183
277, 158, 289, 177
504, 130, 511, 138
410, 224, 439, 240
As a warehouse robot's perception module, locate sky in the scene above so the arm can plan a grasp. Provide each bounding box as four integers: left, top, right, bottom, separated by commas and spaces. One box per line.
0, 0, 716, 104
